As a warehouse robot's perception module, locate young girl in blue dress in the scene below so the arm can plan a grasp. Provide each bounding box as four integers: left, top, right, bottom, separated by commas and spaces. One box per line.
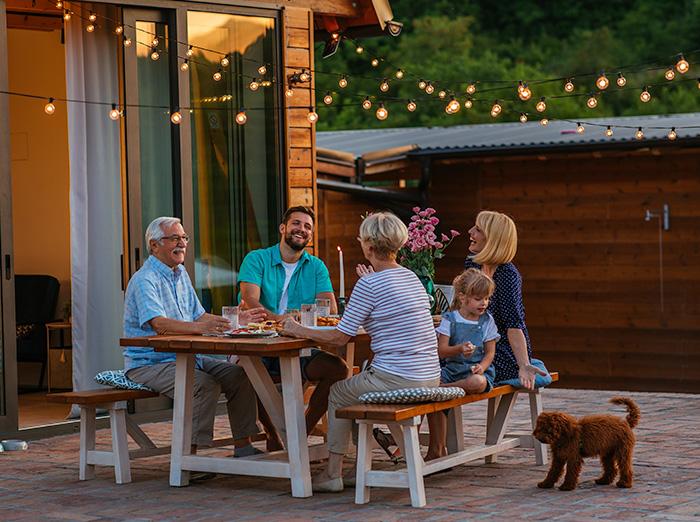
426, 268, 500, 460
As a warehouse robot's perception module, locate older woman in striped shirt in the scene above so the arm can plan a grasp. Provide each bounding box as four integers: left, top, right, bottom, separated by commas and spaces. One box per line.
282, 211, 440, 492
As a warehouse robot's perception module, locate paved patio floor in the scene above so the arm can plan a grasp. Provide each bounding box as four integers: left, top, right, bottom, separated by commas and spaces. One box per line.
1, 388, 699, 521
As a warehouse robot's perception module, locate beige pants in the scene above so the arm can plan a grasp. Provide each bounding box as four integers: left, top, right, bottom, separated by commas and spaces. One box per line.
327, 366, 440, 454
126, 357, 258, 446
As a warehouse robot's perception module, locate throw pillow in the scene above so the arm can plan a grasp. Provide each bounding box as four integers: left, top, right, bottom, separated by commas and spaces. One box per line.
359, 386, 465, 404
94, 369, 153, 391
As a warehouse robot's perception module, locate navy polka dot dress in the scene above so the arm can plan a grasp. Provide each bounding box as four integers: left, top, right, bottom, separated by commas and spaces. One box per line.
464, 259, 531, 382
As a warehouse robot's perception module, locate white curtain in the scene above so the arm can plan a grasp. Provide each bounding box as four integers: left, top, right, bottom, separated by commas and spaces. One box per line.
65, 4, 123, 400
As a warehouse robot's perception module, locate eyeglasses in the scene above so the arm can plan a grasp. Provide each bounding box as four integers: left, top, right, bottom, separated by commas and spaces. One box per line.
160, 234, 190, 244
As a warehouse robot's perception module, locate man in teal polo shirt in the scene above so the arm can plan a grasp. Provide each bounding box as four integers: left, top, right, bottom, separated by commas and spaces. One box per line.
239, 206, 348, 444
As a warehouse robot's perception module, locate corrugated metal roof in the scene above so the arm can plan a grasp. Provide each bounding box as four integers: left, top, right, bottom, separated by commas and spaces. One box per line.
316, 113, 700, 159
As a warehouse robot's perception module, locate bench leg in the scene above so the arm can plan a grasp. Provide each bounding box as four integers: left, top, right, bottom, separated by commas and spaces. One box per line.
125, 415, 157, 450
401, 418, 426, 508
485, 392, 517, 464
110, 406, 132, 484
446, 405, 464, 454
79, 406, 96, 480
529, 389, 548, 466
355, 421, 374, 505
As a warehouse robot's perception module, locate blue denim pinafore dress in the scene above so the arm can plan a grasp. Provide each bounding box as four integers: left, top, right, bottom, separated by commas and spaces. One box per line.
439, 311, 496, 390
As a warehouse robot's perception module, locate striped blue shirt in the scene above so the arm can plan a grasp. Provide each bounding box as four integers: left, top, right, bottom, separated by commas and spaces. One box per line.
123, 255, 206, 371
337, 267, 440, 381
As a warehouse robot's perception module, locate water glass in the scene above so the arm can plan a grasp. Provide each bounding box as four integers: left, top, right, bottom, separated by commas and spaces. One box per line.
222, 305, 239, 332
315, 298, 331, 317
301, 304, 317, 327
286, 308, 301, 322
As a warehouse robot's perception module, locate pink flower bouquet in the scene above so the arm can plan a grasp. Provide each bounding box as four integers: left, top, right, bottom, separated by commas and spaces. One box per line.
399, 207, 460, 279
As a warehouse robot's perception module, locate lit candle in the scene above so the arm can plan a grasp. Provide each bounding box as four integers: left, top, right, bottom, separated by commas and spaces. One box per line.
337, 246, 345, 298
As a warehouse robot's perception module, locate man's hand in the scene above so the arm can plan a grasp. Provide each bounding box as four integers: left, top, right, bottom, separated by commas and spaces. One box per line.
356, 264, 375, 277
461, 342, 476, 357
240, 307, 267, 325
280, 316, 301, 338
197, 314, 232, 335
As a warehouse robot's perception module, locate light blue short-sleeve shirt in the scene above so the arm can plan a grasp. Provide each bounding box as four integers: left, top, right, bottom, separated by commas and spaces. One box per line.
123, 255, 206, 370
237, 243, 333, 314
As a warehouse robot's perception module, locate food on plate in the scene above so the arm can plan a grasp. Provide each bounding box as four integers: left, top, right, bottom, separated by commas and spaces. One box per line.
246, 320, 283, 332
317, 316, 340, 327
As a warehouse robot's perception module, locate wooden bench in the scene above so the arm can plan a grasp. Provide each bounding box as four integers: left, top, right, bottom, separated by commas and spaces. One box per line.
336, 372, 559, 507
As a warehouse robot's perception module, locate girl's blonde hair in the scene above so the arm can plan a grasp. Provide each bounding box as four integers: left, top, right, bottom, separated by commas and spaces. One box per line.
450, 268, 495, 311
359, 211, 408, 259
471, 210, 518, 266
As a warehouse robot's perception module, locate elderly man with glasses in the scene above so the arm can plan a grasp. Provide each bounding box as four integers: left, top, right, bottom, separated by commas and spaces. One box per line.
123, 216, 265, 459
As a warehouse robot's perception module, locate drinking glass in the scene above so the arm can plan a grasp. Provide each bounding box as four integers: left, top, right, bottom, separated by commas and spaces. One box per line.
286, 308, 301, 322
301, 303, 317, 327
222, 305, 239, 332
315, 298, 331, 317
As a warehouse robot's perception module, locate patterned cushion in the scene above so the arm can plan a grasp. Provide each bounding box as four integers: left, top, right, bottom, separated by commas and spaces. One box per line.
94, 369, 153, 391
359, 386, 465, 404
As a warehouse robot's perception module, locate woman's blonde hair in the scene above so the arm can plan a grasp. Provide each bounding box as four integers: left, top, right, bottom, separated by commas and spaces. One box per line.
359, 211, 408, 259
471, 210, 518, 265
450, 268, 495, 311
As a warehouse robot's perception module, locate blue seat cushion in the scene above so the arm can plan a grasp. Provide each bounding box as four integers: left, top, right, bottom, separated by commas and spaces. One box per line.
359, 386, 465, 404
94, 369, 153, 391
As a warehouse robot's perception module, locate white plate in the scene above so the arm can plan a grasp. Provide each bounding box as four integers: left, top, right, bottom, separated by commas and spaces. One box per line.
308, 325, 337, 330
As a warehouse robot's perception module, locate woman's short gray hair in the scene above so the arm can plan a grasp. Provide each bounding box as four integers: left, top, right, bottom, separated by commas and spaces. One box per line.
145, 217, 182, 254
359, 212, 408, 259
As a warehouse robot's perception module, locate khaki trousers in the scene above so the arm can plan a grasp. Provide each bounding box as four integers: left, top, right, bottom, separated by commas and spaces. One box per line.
327, 366, 440, 454
126, 357, 258, 446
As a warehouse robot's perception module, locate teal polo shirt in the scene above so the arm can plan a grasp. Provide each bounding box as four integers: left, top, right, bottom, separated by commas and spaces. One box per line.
238, 243, 334, 314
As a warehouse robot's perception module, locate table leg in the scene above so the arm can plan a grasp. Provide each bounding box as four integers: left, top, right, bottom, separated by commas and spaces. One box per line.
170, 353, 194, 487
344, 341, 355, 377
238, 356, 286, 437
279, 355, 312, 498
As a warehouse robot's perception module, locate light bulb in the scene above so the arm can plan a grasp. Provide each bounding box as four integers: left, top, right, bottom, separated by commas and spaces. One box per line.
170, 111, 182, 124
56, 0, 63, 7
616, 73, 626, 87
587, 95, 598, 108
406, 100, 417, 112
536, 97, 546, 112
115, 25, 123, 35
518, 81, 532, 101
86, 24, 95, 33
635, 127, 644, 140
123, 36, 132, 47
63, 10, 71, 21
356, 44, 364, 54
180, 60, 189, 71
220, 56, 230, 67
640, 87, 651, 102
307, 109, 318, 124
668, 127, 677, 140
395, 69, 404, 79
564, 79, 574, 92
152, 37, 159, 47
258, 65, 267, 76
490, 101, 502, 117
665, 68, 675, 81
676, 55, 689, 74
88, 12, 97, 22
323, 92, 333, 105
418, 79, 426, 90
235, 110, 247, 125
425, 82, 435, 94
249, 78, 259, 90
540, 118, 549, 126
362, 97, 372, 110
213, 70, 222, 82
186, 46, 194, 58
605, 126, 613, 137
519, 113, 528, 123
380, 79, 390, 92
150, 48, 160, 61
44, 98, 56, 115
446, 97, 460, 114
438, 90, 447, 100
371, 58, 379, 67
596, 73, 609, 90
466, 83, 476, 95
576, 122, 585, 134
299, 70, 310, 82
464, 98, 473, 109
375, 103, 388, 120
285, 87, 294, 98
338, 75, 348, 88
109, 105, 121, 120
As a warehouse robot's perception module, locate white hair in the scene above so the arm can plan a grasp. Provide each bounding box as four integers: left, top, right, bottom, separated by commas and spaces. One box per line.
145, 217, 182, 254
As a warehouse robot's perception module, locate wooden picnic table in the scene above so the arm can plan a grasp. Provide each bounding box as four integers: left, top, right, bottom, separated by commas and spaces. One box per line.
120, 332, 365, 498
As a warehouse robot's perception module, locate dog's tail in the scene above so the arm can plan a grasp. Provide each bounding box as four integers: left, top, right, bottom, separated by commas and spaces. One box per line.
610, 397, 640, 428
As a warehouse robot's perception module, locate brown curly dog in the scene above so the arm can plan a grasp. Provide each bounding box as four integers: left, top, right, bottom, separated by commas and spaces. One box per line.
532, 397, 640, 491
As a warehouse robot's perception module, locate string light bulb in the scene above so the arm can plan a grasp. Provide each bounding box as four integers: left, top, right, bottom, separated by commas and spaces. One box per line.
152, 37, 159, 47
88, 12, 97, 22
249, 78, 260, 91
616, 73, 626, 87
605, 126, 613, 137
44, 98, 56, 115
676, 54, 689, 74
379, 78, 390, 92
596, 73, 609, 90
150, 47, 160, 60
466, 83, 476, 95
464, 98, 473, 109
299, 70, 311, 82
371, 58, 380, 67
86, 23, 95, 33
540, 118, 549, 126
668, 127, 677, 140
307, 108, 318, 124
395, 69, 404, 79
235, 109, 247, 125
213, 69, 223, 82
576, 122, 585, 134
170, 111, 182, 125
425, 82, 435, 94
418, 79, 427, 90
114, 25, 123, 35
285, 86, 294, 98
665, 67, 675, 81
257, 64, 267, 75
519, 113, 528, 123
220, 56, 230, 67
375, 103, 388, 120
56, 0, 63, 7
63, 10, 71, 21
355, 44, 364, 54
640, 87, 651, 102
518, 81, 532, 101
535, 97, 547, 112
109, 104, 121, 120
564, 79, 574, 92
586, 95, 598, 108
323, 92, 333, 105
362, 96, 372, 110
338, 75, 348, 88
446, 96, 460, 114
635, 127, 644, 140
123, 35, 132, 47
186, 46, 194, 58
406, 99, 417, 112
180, 59, 189, 71
490, 100, 502, 117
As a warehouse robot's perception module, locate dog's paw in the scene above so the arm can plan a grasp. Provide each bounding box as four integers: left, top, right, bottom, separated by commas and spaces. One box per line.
616, 481, 632, 488
559, 483, 576, 491
595, 477, 613, 485
537, 481, 554, 489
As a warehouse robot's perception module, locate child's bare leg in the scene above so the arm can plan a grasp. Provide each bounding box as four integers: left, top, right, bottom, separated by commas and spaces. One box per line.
459, 374, 487, 394
426, 411, 448, 460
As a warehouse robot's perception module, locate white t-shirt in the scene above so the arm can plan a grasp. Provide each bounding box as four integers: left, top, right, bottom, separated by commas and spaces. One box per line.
277, 261, 299, 314
337, 267, 440, 381
436, 310, 500, 344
